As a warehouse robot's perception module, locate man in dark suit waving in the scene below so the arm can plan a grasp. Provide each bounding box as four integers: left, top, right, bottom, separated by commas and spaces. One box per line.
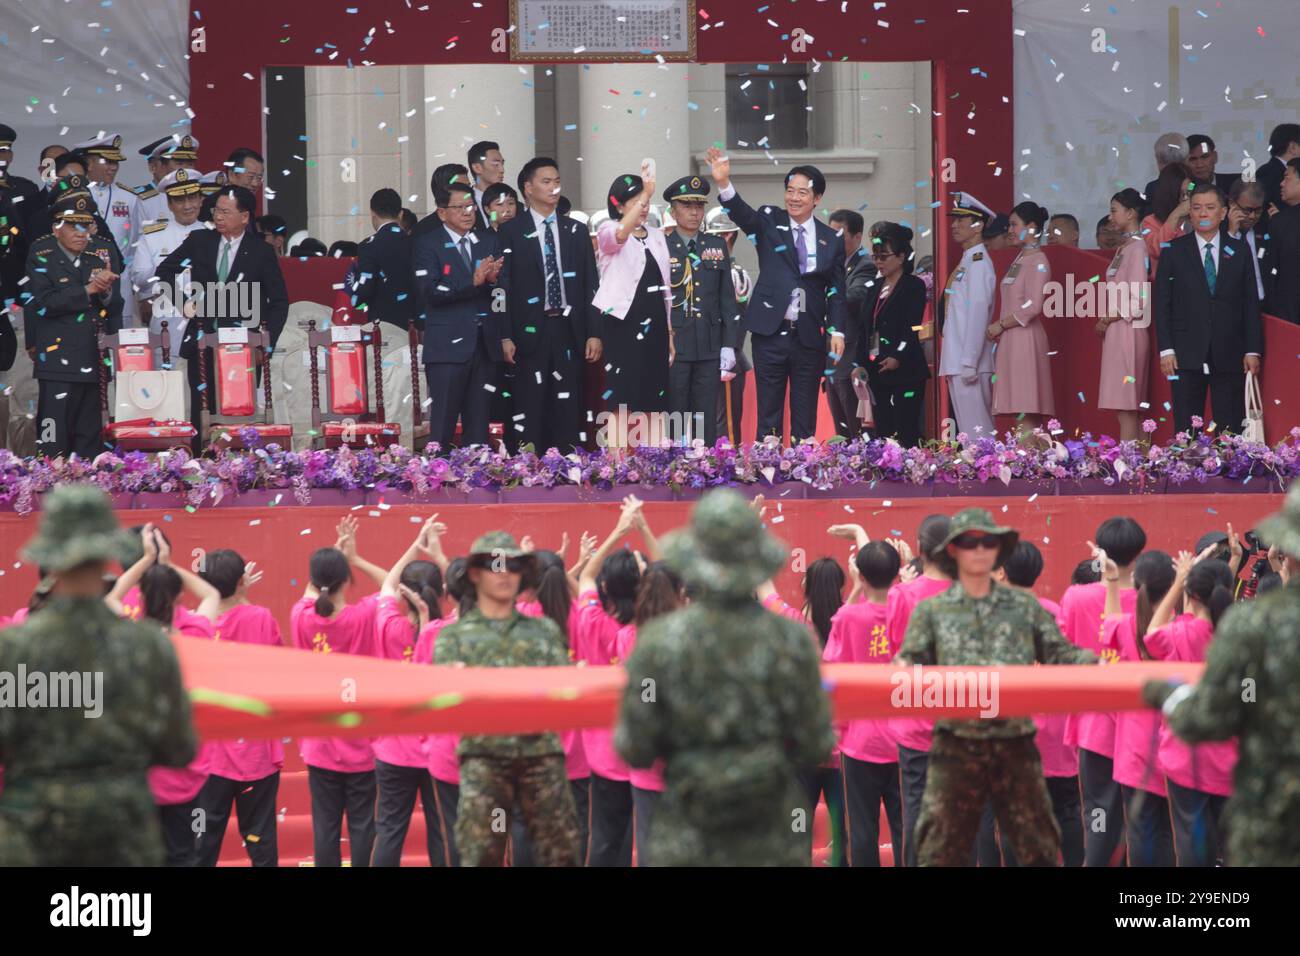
496, 156, 602, 453
1155, 183, 1262, 435
156, 185, 288, 451
412, 178, 505, 450
704, 146, 846, 443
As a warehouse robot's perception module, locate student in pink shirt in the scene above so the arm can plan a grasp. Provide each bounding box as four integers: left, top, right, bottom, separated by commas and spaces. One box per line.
828, 540, 906, 867
1099, 547, 1177, 867
372, 517, 454, 867
190, 549, 284, 867
1061, 516, 1144, 867
574, 495, 655, 866
290, 515, 384, 867
107, 522, 222, 866
1144, 555, 1238, 866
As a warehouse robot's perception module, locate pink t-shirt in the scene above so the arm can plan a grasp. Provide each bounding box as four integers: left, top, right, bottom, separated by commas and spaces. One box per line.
1144, 617, 1238, 797
371, 596, 429, 769
617, 622, 666, 792
148, 608, 215, 805
290, 594, 379, 773
828, 600, 898, 764
2, 607, 28, 628
517, 598, 590, 780
573, 590, 628, 782
1102, 614, 1166, 796
1030, 597, 1077, 777
203, 604, 286, 782
415, 615, 461, 784
887, 575, 953, 753
763, 590, 839, 768
1060, 582, 1136, 757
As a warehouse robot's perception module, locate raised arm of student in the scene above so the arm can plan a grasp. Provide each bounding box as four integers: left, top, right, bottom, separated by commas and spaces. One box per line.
579, 498, 639, 594
382, 517, 440, 598
106, 523, 158, 616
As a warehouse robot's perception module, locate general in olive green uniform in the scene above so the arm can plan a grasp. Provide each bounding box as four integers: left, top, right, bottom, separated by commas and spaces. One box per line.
1143, 486, 1300, 866
0, 486, 197, 866
896, 508, 1097, 866
434, 532, 581, 867
615, 489, 835, 866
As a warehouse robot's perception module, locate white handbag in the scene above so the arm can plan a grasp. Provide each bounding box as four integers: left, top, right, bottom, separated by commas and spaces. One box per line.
1242, 371, 1265, 444
116, 369, 190, 423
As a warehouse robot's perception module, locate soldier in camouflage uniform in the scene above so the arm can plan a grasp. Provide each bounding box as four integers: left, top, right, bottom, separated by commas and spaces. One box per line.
614, 489, 835, 866
1142, 485, 1300, 866
896, 508, 1098, 866
434, 531, 581, 867
0, 486, 197, 866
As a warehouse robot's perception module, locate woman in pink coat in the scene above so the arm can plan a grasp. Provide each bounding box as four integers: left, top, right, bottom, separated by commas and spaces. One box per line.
1097, 188, 1152, 441
988, 201, 1055, 434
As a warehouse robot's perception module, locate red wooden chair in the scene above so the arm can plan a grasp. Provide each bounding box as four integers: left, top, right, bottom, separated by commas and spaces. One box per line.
197, 322, 292, 450
303, 319, 401, 448
97, 322, 197, 452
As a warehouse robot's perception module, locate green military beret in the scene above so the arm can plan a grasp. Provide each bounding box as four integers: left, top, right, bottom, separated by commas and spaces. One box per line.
21, 485, 134, 574
663, 488, 786, 597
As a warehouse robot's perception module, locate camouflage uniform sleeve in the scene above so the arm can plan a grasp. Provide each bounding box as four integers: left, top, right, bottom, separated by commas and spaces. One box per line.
780, 620, 836, 767
1162, 605, 1256, 743
895, 599, 937, 665
148, 629, 199, 768
613, 625, 667, 770
537, 617, 571, 667
1032, 598, 1099, 664
433, 622, 462, 665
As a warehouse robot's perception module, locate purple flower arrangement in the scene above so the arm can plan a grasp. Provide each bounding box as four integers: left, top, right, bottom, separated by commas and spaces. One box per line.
1, 423, 1295, 515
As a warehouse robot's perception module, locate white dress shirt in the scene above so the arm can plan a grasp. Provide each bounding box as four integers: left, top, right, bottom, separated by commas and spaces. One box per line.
1228, 228, 1266, 301
529, 206, 567, 311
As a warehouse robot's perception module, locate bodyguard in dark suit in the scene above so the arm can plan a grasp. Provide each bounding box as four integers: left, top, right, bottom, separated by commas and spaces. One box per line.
349, 188, 417, 333
704, 147, 847, 443
826, 210, 878, 439
664, 176, 739, 447
1257, 124, 1300, 214
1262, 159, 1300, 325
497, 157, 602, 453
411, 180, 505, 450
1155, 184, 1262, 435
156, 186, 288, 451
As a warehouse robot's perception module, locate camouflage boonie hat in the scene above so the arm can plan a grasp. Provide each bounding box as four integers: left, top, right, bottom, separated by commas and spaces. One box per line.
21, 486, 134, 574
937, 507, 1019, 565
663, 488, 787, 596
1257, 483, 1300, 559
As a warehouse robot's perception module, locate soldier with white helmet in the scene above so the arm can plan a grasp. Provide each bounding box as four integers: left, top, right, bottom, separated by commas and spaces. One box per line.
706, 205, 753, 443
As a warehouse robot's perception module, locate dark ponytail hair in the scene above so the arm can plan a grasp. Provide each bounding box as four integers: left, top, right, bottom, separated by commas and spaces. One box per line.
1184, 559, 1234, 627
1132, 550, 1175, 659
532, 551, 573, 644
598, 550, 641, 626
443, 557, 476, 618
141, 563, 183, 627
917, 514, 951, 567
400, 559, 444, 626
1011, 201, 1048, 237
635, 562, 685, 627
201, 549, 247, 599
803, 557, 846, 648
309, 547, 352, 617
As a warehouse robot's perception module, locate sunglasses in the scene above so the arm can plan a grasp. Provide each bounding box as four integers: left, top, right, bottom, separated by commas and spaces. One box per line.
471, 556, 530, 574
951, 534, 1001, 551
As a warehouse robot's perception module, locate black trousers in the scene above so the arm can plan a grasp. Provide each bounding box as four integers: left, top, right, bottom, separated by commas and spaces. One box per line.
840, 756, 903, 867
372, 760, 445, 867
1080, 748, 1127, 867
424, 335, 496, 452
1170, 366, 1246, 435
825, 375, 863, 440
750, 329, 824, 442
897, 745, 929, 869
793, 765, 848, 866
36, 379, 101, 459
512, 321, 582, 453
510, 777, 589, 867
306, 766, 376, 867
1121, 784, 1175, 867
872, 381, 926, 447
587, 773, 633, 867
196, 771, 279, 867
433, 778, 460, 867
669, 358, 719, 445
630, 786, 660, 867
157, 800, 201, 867
1166, 778, 1228, 867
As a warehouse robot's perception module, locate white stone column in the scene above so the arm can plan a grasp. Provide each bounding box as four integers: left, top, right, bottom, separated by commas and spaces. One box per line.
578, 63, 691, 214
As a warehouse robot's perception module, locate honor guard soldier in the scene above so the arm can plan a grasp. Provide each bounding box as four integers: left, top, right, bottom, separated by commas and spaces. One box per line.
937, 191, 998, 439
21, 192, 123, 458
135, 134, 200, 225
705, 206, 753, 444
74, 134, 142, 328
663, 175, 740, 446
0, 123, 44, 235
131, 168, 208, 356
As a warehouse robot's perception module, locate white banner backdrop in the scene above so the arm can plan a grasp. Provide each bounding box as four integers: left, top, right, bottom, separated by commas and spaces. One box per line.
1013, 0, 1300, 235
0, 0, 190, 188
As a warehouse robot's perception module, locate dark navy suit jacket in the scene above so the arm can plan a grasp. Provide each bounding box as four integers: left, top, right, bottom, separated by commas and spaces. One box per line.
411, 223, 505, 364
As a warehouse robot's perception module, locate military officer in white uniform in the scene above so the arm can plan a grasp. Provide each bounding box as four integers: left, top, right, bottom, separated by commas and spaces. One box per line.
134, 134, 200, 225
936, 192, 997, 439
74, 134, 143, 328
131, 168, 208, 359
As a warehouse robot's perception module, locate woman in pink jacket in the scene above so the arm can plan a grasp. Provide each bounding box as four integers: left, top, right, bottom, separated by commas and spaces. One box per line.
1096, 188, 1151, 441
988, 201, 1055, 435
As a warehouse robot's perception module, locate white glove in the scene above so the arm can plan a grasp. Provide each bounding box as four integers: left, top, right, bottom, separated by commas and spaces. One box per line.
720, 347, 736, 373
961, 365, 978, 386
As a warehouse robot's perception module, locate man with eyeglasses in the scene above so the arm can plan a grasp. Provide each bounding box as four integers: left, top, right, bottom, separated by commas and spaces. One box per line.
895, 508, 1097, 866
1224, 180, 1267, 307
202, 147, 265, 222
704, 147, 847, 444
1263, 158, 1300, 326
468, 141, 505, 232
